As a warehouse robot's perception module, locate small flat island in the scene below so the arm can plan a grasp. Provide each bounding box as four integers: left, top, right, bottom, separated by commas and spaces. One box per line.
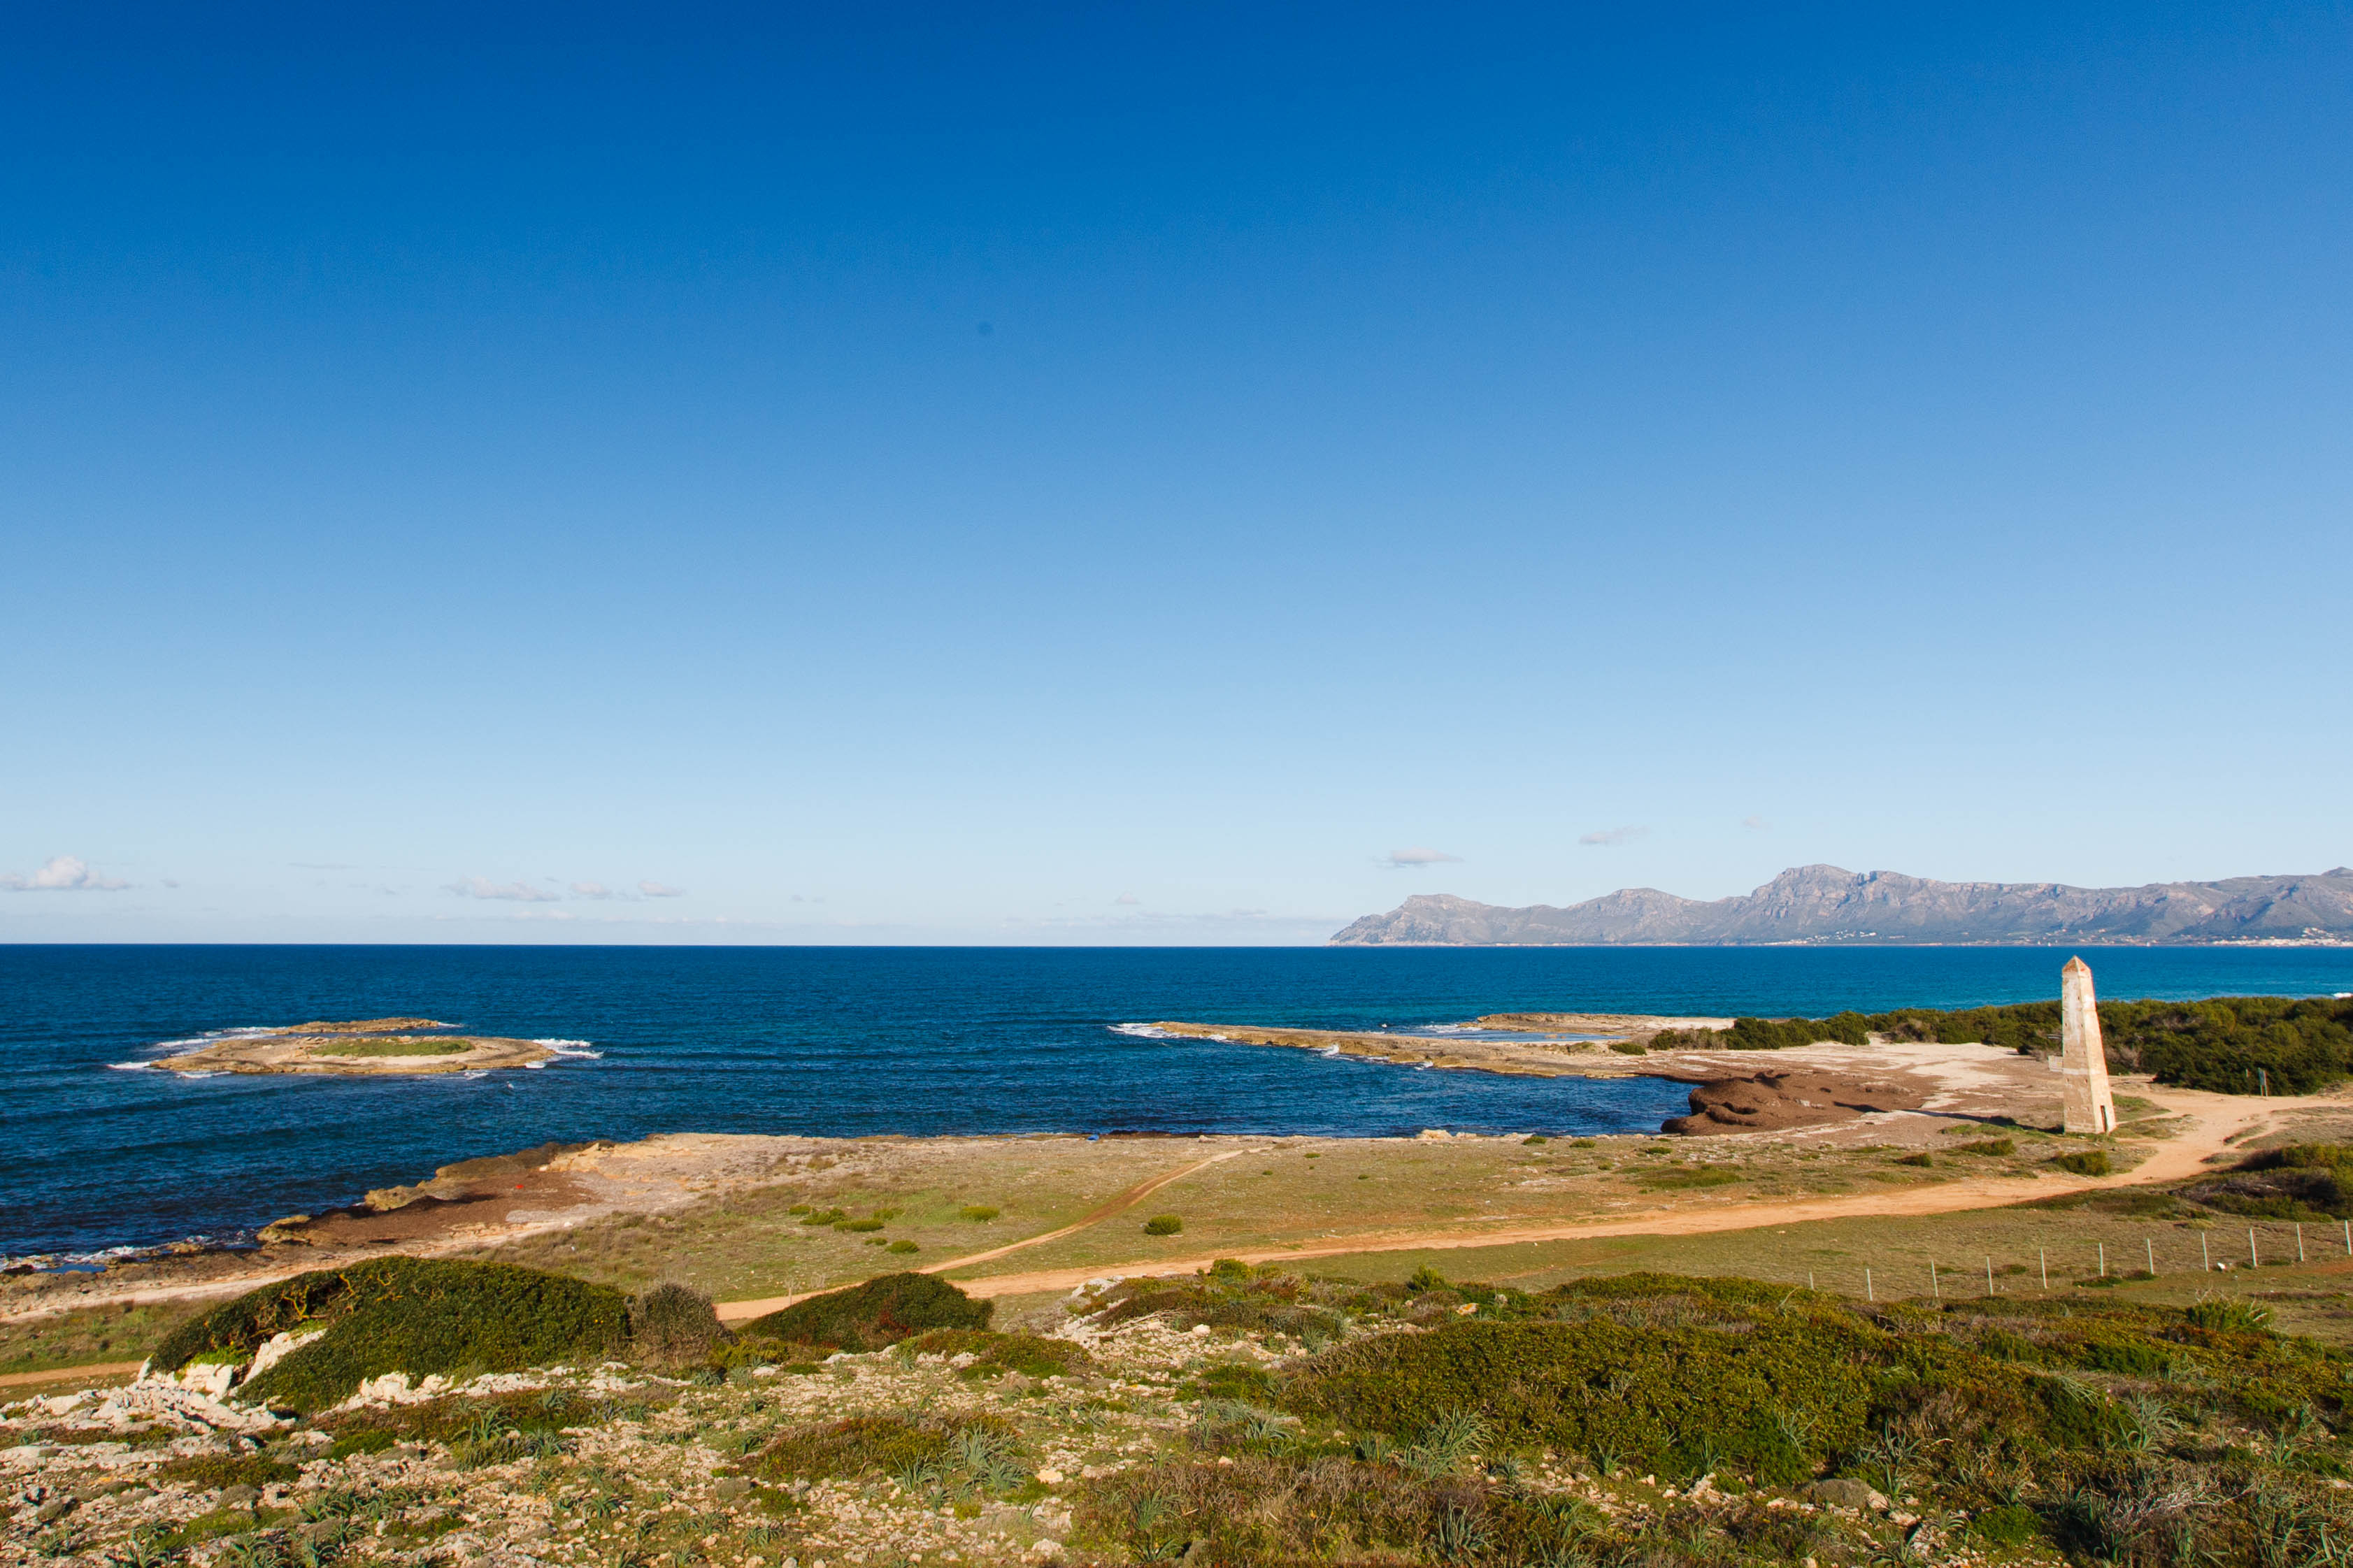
154, 1016, 557, 1076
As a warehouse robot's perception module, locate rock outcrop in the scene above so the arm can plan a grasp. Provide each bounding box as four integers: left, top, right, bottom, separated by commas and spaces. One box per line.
1663, 1070, 1927, 1135
1331, 865, 2353, 946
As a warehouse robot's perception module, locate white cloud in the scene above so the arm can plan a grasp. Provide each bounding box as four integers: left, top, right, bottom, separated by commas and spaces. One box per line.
638, 880, 685, 897
1742, 815, 1771, 831
1380, 847, 1462, 868
1114, 893, 1140, 905
571, 882, 614, 898
1, 855, 130, 891
1578, 826, 1649, 847
445, 876, 564, 902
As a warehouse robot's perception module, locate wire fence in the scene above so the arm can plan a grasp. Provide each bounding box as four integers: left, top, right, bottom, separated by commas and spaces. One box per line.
1791, 1218, 2353, 1302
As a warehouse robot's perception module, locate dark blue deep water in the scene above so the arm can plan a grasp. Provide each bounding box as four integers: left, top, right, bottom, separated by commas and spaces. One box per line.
6, 944, 2350, 1258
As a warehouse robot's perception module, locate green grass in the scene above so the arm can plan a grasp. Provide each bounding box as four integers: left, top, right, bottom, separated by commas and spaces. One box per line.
0, 1300, 194, 1376
1143, 1214, 1184, 1235
308, 1037, 473, 1057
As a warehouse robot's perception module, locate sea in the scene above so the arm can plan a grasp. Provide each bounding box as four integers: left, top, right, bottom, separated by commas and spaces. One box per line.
6, 943, 2350, 1261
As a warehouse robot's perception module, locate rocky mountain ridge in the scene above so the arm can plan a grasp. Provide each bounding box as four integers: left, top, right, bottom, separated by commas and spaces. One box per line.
1329, 865, 2353, 946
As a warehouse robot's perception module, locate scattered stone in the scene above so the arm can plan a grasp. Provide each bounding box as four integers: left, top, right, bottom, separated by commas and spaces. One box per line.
1805, 1479, 1888, 1511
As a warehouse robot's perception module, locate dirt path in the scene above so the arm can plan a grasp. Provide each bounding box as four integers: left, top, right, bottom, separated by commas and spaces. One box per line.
0, 1360, 141, 1390
714, 1145, 1267, 1322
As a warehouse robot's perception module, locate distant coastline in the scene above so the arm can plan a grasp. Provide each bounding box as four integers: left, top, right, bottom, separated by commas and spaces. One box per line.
1331, 864, 2353, 948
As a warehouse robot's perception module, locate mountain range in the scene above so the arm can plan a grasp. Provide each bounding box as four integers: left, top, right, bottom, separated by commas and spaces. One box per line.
1328, 865, 2353, 947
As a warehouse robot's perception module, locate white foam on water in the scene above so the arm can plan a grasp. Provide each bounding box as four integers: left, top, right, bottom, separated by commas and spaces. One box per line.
1110, 1023, 1175, 1039
534, 1038, 602, 1058
106, 1060, 152, 1071
1319, 1045, 1342, 1057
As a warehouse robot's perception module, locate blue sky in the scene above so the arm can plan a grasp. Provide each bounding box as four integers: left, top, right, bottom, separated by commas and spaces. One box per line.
4, 3, 2349, 944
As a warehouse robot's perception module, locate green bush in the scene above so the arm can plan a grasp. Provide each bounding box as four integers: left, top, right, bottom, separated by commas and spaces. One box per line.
1608, 1040, 1650, 1056
959, 1205, 1001, 1221
836, 1218, 885, 1233
1894, 1152, 1934, 1167
1954, 1138, 2016, 1156
887, 1239, 920, 1254
2051, 1151, 2113, 1177
148, 1258, 630, 1412
1143, 1215, 1184, 1235
738, 1272, 989, 1351
630, 1281, 731, 1369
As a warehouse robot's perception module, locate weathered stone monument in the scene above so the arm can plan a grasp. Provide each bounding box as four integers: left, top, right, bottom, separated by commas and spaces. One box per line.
2059, 955, 2117, 1135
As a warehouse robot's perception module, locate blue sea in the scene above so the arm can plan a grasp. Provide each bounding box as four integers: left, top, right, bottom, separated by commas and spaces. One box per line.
6, 944, 2350, 1260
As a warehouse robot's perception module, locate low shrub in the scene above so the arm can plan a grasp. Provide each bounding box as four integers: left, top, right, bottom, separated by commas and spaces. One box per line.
1954, 1138, 2016, 1156
630, 1281, 732, 1369
959, 1205, 1001, 1221
1143, 1215, 1184, 1235
155, 1454, 301, 1490
757, 1412, 1013, 1482
738, 1272, 989, 1351
886, 1239, 920, 1254
1894, 1152, 1935, 1167
2051, 1151, 2113, 1177
1608, 1040, 1650, 1056
836, 1218, 885, 1233
148, 1258, 630, 1412
901, 1328, 1094, 1379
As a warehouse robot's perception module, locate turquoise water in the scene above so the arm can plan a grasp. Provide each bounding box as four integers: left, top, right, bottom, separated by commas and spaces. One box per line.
4, 943, 2347, 1258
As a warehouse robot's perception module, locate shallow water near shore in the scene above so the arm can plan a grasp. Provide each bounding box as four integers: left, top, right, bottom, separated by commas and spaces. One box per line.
4, 943, 2349, 1258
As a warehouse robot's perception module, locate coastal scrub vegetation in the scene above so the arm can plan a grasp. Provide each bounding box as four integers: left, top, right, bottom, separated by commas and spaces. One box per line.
736, 1271, 990, 1351
1066, 1264, 2353, 1566
1649, 995, 2353, 1095
148, 1257, 630, 1411
629, 1281, 733, 1369
22, 1253, 2353, 1567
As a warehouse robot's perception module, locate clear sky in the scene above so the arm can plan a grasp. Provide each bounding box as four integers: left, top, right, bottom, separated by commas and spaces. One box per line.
4, 3, 2349, 944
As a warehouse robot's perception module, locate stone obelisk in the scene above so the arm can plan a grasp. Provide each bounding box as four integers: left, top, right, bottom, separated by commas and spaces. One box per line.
2059, 956, 2116, 1135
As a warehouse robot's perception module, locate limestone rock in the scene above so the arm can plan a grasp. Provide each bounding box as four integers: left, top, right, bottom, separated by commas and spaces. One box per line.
1805, 1479, 1888, 1511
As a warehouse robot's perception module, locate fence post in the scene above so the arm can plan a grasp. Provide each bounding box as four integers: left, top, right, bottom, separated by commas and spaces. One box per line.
2147, 1239, 2155, 1277
1931, 1261, 1939, 1300
2250, 1228, 2259, 1267
2039, 1248, 2047, 1290
1866, 1267, 1873, 1303
2298, 1224, 2305, 1263
2202, 1232, 2210, 1272
2098, 1243, 2105, 1278
1986, 1256, 1994, 1296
